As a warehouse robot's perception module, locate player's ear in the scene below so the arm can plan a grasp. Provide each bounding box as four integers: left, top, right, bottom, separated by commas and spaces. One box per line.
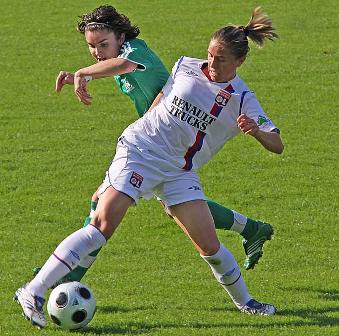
118, 32, 125, 45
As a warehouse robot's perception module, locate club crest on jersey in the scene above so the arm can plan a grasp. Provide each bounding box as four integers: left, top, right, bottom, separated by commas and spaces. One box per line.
215, 90, 232, 106
129, 171, 143, 188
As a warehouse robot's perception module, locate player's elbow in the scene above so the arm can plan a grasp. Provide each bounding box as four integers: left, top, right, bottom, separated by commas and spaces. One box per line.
269, 132, 284, 154
273, 142, 284, 154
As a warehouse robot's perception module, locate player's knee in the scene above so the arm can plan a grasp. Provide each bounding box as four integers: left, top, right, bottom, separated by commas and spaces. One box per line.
199, 242, 220, 256
91, 210, 116, 239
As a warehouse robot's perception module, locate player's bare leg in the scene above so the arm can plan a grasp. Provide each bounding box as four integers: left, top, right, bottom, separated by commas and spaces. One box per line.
33, 185, 103, 285
16, 187, 132, 327
161, 199, 273, 270
168, 200, 276, 315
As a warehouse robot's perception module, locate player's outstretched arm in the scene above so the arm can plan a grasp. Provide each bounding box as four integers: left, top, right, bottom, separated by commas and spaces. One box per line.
237, 114, 284, 154
75, 58, 137, 81
73, 58, 138, 105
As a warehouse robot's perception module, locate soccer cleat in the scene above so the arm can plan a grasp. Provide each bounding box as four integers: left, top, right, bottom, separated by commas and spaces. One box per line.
243, 222, 273, 270
241, 299, 276, 316
14, 284, 46, 328
32, 267, 71, 289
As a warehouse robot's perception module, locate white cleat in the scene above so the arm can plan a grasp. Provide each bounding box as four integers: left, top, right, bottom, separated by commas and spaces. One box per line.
240, 299, 276, 316
14, 284, 46, 328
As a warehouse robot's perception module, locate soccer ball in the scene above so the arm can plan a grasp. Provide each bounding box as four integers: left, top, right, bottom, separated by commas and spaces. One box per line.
47, 281, 96, 330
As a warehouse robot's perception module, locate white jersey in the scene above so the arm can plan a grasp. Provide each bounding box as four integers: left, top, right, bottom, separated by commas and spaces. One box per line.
122, 57, 278, 171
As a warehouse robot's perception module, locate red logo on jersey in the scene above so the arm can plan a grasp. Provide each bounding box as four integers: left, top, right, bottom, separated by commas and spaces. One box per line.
215, 90, 232, 106
129, 172, 143, 188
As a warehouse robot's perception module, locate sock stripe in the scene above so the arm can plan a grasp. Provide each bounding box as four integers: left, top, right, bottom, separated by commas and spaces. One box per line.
222, 273, 241, 286
89, 224, 107, 242
53, 253, 72, 271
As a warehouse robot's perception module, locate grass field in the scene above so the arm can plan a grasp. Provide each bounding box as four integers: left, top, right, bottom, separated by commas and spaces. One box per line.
1, 1, 338, 335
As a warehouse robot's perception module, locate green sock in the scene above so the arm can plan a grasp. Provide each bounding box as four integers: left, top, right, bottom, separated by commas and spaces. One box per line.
83, 201, 98, 227
66, 266, 88, 282
206, 199, 259, 240
207, 199, 234, 230
65, 201, 101, 282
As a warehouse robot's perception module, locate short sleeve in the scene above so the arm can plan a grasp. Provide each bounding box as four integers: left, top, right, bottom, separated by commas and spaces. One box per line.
162, 56, 184, 95
118, 39, 150, 71
242, 92, 280, 133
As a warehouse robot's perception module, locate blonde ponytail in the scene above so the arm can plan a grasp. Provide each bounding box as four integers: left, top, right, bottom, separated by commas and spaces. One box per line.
242, 7, 278, 48
211, 7, 278, 58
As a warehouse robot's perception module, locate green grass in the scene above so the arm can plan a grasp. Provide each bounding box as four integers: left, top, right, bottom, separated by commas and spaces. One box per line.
1, 1, 338, 335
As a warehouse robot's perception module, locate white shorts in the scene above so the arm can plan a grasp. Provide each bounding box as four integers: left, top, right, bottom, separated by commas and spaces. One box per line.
98, 138, 206, 207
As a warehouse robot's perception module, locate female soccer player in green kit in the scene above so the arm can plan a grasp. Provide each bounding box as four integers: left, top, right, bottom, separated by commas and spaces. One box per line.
35, 5, 273, 285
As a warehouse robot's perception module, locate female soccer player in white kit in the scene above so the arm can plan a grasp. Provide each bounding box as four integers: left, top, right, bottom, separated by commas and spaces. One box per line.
15, 7, 284, 328
36, 5, 276, 287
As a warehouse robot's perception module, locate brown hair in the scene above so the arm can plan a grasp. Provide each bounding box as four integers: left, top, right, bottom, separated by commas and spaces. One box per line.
211, 7, 278, 59
77, 5, 140, 40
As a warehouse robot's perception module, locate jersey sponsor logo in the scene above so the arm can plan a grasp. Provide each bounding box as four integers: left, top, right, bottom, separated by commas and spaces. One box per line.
129, 171, 143, 188
169, 95, 216, 132
215, 89, 232, 106
181, 84, 234, 170
257, 115, 270, 126
121, 78, 134, 93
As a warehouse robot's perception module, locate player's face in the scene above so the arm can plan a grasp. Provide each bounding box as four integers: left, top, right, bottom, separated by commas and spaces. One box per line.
85, 29, 125, 62
207, 39, 244, 82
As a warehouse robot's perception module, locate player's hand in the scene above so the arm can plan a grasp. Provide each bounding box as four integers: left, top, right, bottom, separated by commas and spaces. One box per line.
74, 72, 92, 105
55, 71, 75, 93
237, 114, 259, 136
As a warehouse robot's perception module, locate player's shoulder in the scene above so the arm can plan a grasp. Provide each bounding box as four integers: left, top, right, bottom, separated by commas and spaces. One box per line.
176, 56, 204, 67
119, 38, 147, 56
230, 75, 252, 94
172, 56, 205, 76
123, 38, 146, 48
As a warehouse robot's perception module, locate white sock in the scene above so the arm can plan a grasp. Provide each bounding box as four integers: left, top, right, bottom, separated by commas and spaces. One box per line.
78, 255, 97, 268
201, 244, 251, 309
230, 210, 247, 233
27, 225, 106, 298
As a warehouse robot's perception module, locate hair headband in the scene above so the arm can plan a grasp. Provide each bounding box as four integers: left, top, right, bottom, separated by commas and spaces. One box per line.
86, 22, 113, 29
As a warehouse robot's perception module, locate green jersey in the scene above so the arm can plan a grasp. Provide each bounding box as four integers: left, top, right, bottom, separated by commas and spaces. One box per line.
114, 38, 169, 117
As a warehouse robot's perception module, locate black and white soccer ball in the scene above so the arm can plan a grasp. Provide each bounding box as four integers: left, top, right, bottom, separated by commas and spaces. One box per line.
47, 281, 96, 330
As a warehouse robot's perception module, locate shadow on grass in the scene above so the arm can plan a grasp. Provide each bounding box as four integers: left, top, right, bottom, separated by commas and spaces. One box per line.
280, 286, 339, 302
96, 305, 152, 314
212, 286, 339, 327
79, 286, 339, 335
80, 307, 338, 335
211, 306, 339, 326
